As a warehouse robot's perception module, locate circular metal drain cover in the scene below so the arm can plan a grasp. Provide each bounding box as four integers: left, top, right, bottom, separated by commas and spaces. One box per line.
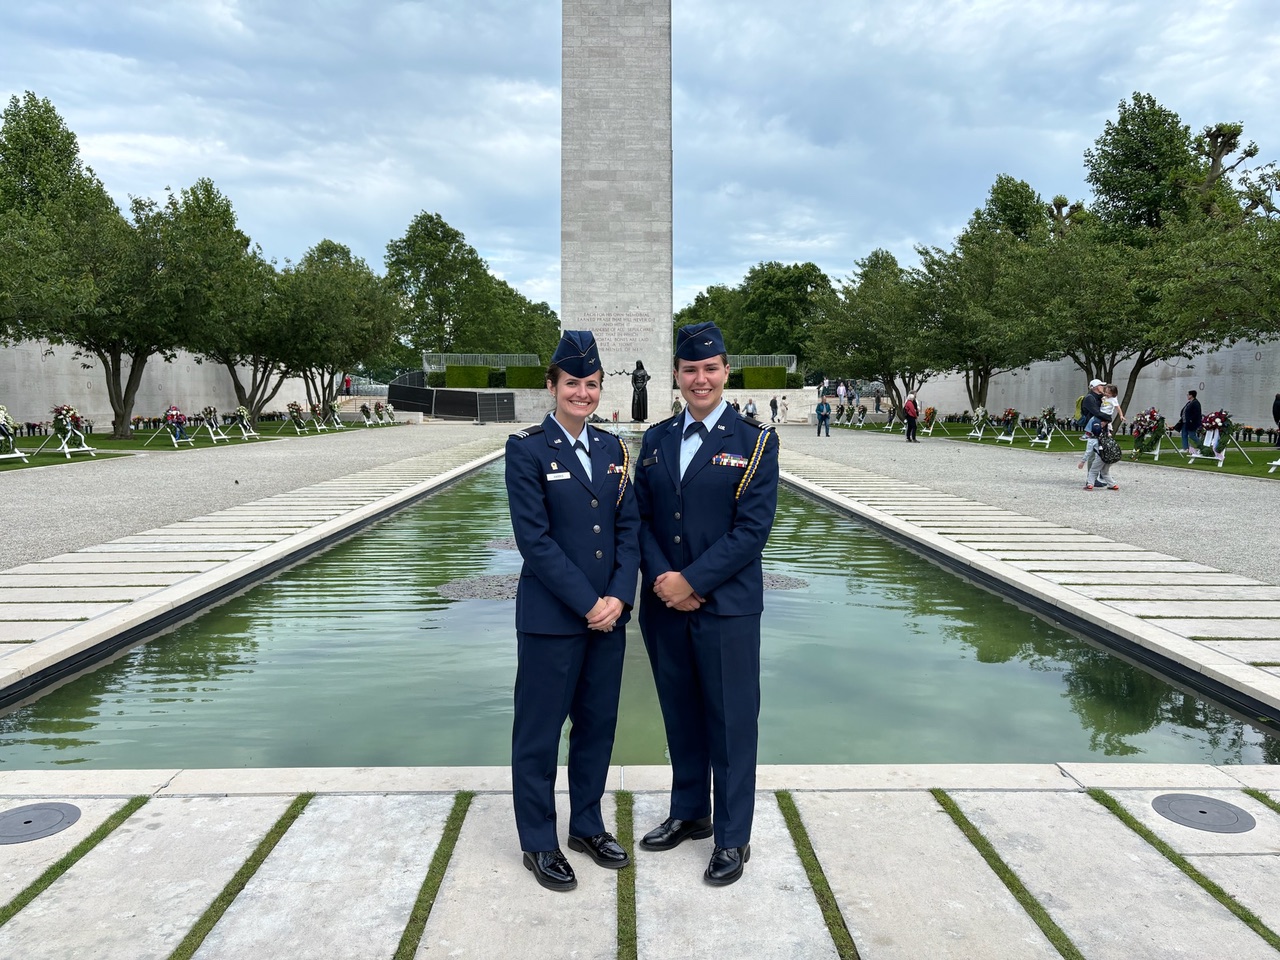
0, 802, 82, 844
1151, 794, 1255, 833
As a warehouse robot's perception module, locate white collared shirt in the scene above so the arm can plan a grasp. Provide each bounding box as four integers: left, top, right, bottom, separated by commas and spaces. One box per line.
680, 400, 728, 478
551, 414, 592, 481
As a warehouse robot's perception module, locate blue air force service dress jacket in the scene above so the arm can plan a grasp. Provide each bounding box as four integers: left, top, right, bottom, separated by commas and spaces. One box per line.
505, 417, 641, 633
634, 409, 779, 616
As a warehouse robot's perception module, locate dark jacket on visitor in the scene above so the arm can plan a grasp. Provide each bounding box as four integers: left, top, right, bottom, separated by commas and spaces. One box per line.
1080, 391, 1110, 426
1273, 393, 1280, 427
1181, 397, 1203, 431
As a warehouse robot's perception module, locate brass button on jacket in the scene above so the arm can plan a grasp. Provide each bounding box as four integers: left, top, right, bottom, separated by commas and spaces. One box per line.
595, 549, 604, 559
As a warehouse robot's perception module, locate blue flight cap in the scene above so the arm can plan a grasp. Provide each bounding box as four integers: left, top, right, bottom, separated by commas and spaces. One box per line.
551, 329, 602, 378
675, 321, 726, 361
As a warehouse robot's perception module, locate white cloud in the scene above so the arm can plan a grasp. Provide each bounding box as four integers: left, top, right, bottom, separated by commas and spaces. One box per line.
4, 0, 1278, 316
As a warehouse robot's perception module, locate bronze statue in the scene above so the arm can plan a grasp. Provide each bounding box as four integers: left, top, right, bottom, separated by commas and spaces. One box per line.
617, 360, 650, 422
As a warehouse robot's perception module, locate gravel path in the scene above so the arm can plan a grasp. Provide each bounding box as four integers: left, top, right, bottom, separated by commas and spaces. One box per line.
6, 420, 1278, 588
779, 424, 1280, 587
2, 423, 504, 568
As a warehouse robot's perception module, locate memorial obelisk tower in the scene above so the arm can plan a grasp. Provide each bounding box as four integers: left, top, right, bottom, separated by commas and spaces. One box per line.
561, 0, 672, 421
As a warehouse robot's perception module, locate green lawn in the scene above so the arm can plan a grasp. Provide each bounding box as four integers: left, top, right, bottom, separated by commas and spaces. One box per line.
0, 426, 290, 472
956, 428, 1280, 480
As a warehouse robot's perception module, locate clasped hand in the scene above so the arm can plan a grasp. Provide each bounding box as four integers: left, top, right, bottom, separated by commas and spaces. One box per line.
653, 571, 704, 611
586, 596, 624, 632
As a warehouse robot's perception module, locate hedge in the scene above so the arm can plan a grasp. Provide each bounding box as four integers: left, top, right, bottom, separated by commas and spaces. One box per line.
743, 366, 787, 389
506, 365, 548, 389
427, 372, 446, 387
445, 365, 489, 388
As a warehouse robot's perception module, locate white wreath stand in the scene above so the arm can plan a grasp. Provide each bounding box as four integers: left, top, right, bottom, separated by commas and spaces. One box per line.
35, 425, 98, 458
1188, 429, 1253, 469
143, 424, 193, 448
1029, 422, 1077, 449
0, 424, 29, 463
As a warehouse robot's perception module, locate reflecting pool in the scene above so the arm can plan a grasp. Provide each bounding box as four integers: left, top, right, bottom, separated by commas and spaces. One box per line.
1, 465, 1276, 768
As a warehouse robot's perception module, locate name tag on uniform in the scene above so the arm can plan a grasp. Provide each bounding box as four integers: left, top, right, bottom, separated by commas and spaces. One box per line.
712, 453, 749, 468
546, 471, 571, 481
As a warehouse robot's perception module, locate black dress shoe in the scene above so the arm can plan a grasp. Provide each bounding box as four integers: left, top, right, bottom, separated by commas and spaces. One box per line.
639, 816, 713, 851
568, 831, 631, 868
523, 849, 577, 891
704, 844, 750, 886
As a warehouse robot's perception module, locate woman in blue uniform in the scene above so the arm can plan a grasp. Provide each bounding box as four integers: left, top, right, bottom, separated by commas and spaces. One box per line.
504, 329, 641, 892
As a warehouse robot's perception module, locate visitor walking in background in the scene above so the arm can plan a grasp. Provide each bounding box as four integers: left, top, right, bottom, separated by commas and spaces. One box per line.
634, 321, 779, 887
505, 329, 640, 893
1102, 384, 1125, 435
1273, 392, 1280, 447
343, 374, 352, 396
873, 386, 883, 413
1079, 378, 1116, 490
836, 380, 847, 407
1179, 390, 1203, 454
769, 396, 778, 423
744, 397, 758, 420
815, 397, 831, 436
903, 393, 919, 442
779, 396, 789, 422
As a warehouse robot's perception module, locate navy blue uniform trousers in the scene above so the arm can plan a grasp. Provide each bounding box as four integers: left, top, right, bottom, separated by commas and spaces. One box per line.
639, 602, 761, 848
512, 626, 625, 851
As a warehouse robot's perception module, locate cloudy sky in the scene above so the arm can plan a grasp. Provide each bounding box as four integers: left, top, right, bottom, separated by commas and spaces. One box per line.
3, 1, 1277, 314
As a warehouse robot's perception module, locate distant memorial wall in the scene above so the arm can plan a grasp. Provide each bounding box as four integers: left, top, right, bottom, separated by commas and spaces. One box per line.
561, 0, 673, 421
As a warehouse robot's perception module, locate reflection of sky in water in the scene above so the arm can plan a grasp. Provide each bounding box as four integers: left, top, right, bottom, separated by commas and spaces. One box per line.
0, 465, 1276, 769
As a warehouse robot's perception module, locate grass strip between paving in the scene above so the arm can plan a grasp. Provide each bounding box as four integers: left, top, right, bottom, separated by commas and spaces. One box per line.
392, 790, 474, 960
1088, 789, 1280, 950
0, 795, 149, 928
167, 792, 314, 960
1243, 787, 1280, 817
931, 789, 1085, 960
775, 790, 861, 960
615, 790, 637, 960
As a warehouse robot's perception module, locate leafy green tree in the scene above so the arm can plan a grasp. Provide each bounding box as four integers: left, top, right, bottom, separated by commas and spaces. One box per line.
674, 284, 744, 341
278, 240, 400, 412
914, 177, 1049, 409
735, 261, 831, 362
809, 249, 935, 409
1084, 92, 1198, 232
0, 91, 129, 362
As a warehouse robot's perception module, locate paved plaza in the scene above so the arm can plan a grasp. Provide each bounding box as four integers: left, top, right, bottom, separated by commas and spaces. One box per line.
1, 422, 1279, 958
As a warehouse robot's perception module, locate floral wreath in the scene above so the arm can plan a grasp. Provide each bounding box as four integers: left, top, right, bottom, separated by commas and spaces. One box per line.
1129, 407, 1166, 458
360, 402, 372, 418
374, 401, 386, 416
921, 406, 936, 427
0, 404, 17, 433
971, 406, 990, 432
52, 404, 86, 437
201, 405, 218, 423
310, 401, 323, 419
234, 405, 250, 424
287, 401, 306, 425
1200, 409, 1233, 453
163, 405, 187, 430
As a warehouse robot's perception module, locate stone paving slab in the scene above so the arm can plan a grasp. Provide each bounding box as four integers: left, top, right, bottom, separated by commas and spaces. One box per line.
5, 561, 222, 574
951, 790, 1279, 960
1039, 571, 1261, 586
1184, 854, 1280, 936
194, 794, 452, 960
0, 769, 182, 796
795, 791, 1057, 959
0, 795, 126, 906
1106, 789, 1280, 855
1144, 619, 1280, 639
161, 765, 611, 795
1090, 585, 1280, 601
632, 792, 837, 960
1057, 764, 1245, 789
0, 621, 79, 642
0, 795, 290, 960
1203, 640, 1280, 662
0, 602, 120, 620
418, 793, 617, 959
1109, 600, 1280, 619
0, 573, 191, 587
0, 587, 165, 603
